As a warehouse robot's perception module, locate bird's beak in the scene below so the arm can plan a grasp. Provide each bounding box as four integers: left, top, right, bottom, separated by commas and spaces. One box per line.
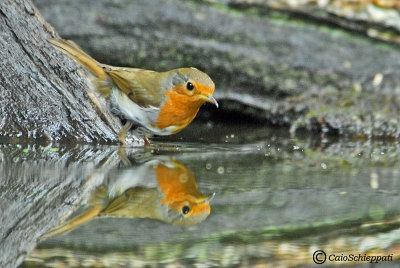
195, 193, 216, 203
207, 96, 219, 108
200, 95, 219, 108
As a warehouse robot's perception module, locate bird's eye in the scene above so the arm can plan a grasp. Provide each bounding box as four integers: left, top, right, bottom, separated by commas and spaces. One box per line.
186, 82, 194, 91
182, 206, 190, 215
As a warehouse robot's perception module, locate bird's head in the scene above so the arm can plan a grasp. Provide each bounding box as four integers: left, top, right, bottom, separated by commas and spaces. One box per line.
166, 67, 218, 108
156, 160, 214, 226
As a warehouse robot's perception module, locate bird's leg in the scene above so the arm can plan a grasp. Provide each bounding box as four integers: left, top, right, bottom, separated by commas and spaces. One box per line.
143, 137, 151, 145
118, 121, 133, 145
117, 147, 132, 166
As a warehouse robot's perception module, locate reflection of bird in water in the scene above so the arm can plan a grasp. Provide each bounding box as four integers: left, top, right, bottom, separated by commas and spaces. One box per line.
43, 159, 214, 238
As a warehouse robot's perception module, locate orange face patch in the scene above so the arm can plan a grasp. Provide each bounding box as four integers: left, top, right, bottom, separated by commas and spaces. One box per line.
155, 81, 215, 132
156, 162, 211, 216
173, 80, 215, 97
195, 81, 215, 96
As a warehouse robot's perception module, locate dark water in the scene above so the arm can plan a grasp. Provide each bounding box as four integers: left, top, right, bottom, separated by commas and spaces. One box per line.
2, 123, 400, 267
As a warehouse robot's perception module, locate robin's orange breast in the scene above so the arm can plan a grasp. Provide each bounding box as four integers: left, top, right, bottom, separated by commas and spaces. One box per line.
155, 90, 205, 133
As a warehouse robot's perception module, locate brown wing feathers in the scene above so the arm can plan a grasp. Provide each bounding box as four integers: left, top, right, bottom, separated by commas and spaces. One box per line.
49, 38, 164, 108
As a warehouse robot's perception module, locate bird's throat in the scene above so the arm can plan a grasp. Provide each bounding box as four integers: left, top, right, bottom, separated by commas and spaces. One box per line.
155, 90, 204, 132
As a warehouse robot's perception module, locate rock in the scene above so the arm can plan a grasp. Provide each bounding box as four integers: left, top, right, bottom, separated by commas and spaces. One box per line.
0, 0, 121, 143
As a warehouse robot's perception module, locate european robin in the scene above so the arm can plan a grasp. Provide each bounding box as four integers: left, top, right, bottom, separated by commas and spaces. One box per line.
43, 159, 214, 238
49, 39, 218, 144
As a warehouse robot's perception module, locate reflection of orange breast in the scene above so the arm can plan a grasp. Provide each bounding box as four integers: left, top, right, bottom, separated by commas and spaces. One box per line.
156, 161, 199, 203
155, 90, 202, 132
155, 161, 211, 218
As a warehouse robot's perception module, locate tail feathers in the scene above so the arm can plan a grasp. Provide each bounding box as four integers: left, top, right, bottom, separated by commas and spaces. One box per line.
41, 204, 104, 239
49, 38, 108, 80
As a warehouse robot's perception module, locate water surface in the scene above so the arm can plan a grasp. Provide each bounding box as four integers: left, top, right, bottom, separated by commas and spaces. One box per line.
1, 123, 400, 267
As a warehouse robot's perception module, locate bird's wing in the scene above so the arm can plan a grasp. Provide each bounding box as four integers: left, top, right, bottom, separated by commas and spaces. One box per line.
106, 68, 165, 108
102, 187, 160, 218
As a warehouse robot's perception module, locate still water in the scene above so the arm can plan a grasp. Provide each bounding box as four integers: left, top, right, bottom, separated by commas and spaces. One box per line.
1, 123, 400, 267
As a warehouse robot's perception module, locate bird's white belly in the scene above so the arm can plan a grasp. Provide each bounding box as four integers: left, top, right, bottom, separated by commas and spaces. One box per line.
107, 160, 159, 198
110, 88, 178, 135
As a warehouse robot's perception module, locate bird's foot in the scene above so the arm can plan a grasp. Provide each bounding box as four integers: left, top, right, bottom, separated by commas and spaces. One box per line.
143, 137, 150, 145
118, 122, 133, 146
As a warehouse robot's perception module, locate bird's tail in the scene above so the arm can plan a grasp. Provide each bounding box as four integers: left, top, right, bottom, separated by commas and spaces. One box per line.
41, 186, 110, 239
41, 204, 104, 239
49, 38, 108, 80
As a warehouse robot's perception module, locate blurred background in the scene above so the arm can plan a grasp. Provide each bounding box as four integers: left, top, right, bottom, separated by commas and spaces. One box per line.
33, 0, 400, 138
